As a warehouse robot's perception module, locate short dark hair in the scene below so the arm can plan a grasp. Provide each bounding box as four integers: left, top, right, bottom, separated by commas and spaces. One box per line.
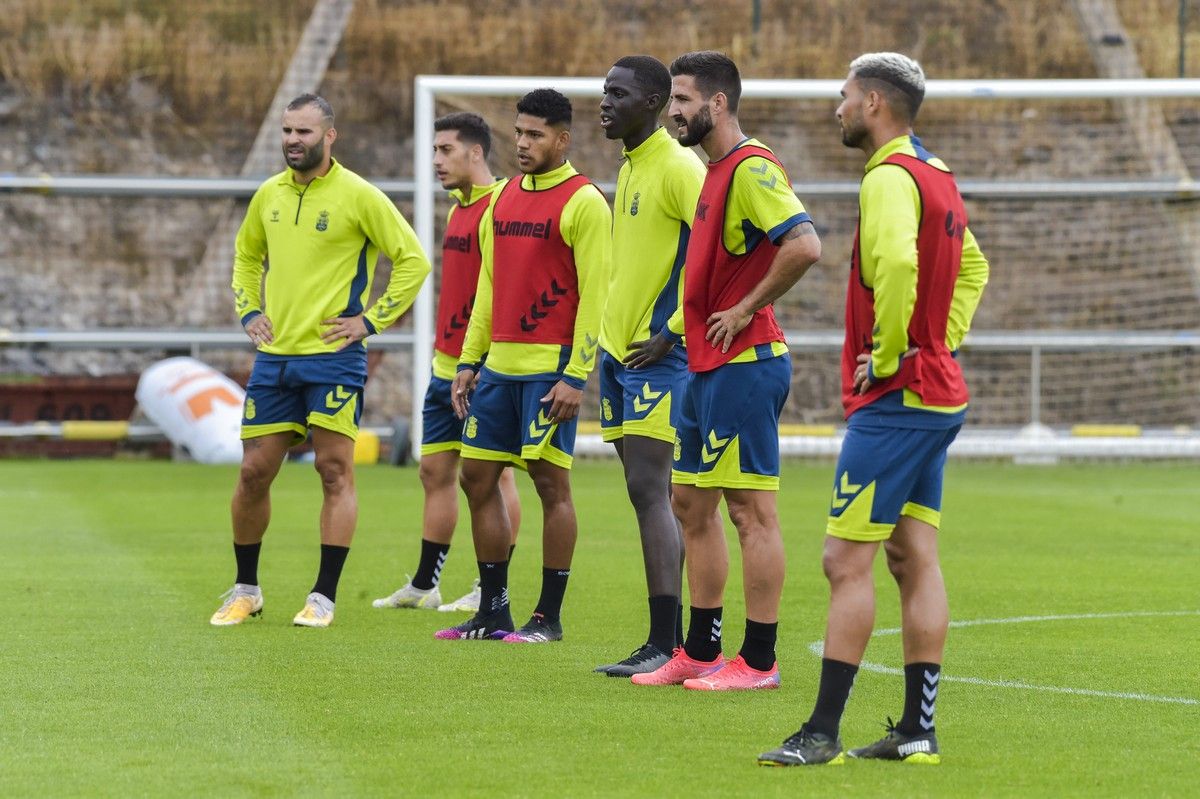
434, 112, 492, 158
669, 51, 741, 113
285, 93, 334, 125
516, 88, 573, 128
612, 54, 672, 111
849, 52, 926, 122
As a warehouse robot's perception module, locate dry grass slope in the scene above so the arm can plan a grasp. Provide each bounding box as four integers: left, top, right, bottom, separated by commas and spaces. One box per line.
0, 0, 312, 120
0, 0, 1136, 126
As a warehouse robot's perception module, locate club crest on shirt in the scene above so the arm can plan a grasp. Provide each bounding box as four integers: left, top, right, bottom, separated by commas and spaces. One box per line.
316, 210, 329, 231
630, 191, 641, 217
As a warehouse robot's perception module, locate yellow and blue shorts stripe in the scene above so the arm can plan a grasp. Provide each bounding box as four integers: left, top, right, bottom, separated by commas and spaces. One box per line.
421, 373, 464, 456
598, 347, 686, 445
671, 352, 790, 490
826, 418, 962, 542
241, 353, 365, 442
459, 371, 576, 470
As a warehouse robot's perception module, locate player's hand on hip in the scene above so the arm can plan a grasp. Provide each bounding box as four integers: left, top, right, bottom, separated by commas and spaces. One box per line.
243, 315, 274, 347
624, 333, 674, 369
855, 347, 918, 394
706, 305, 752, 354
321, 314, 369, 351
451, 369, 478, 419
852, 353, 873, 394
540, 380, 582, 423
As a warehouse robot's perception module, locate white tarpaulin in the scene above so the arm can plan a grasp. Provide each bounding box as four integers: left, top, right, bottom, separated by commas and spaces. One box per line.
135, 357, 244, 463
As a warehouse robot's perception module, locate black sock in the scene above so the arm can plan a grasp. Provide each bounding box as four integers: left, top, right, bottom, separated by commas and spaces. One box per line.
807, 658, 859, 738
411, 539, 449, 590
234, 541, 261, 586
647, 595, 678, 653
533, 567, 570, 623
738, 618, 778, 671
478, 560, 509, 616
897, 662, 940, 736
675, 603, 684, 647
311, 544, 349, 602
683, 606, 722, 662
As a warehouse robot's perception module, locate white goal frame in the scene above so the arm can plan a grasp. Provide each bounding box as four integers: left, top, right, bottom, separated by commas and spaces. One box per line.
411, 76, 1200, 460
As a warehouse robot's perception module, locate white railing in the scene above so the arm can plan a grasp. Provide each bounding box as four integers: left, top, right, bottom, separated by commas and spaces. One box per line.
0, 328, 413, 360
4, 328, 1196, 440
6, 174, 1200, 200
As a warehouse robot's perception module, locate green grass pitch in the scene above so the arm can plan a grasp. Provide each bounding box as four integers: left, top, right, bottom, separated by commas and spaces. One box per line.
2, 459, 1197, 797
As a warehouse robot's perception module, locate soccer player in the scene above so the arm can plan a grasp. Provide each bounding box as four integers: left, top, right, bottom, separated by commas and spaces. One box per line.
372, 113, 522, 613
210, 94, 430, 629
437, 88, 611, 643
593, 55, 705, 677
630, 52, 821, 689
758, 53, 989, 767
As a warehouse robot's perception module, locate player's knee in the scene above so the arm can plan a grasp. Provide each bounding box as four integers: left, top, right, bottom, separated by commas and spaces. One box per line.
313, 454, 351, 494
625, 471, 668, 513
883, 539, 909, 581
419, 459, 454, 492
725, 501, 757, 536
236, 459, 275, 496
885, 536, 939, 583
459, 461, 498, 504
821, 550, 843, 583
530, 468, 571, 507
822, 546, 865, 586
726, 498, 775, 539
669, 490, 695, 524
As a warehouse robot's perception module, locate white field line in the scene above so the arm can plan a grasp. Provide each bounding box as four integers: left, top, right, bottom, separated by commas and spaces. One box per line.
805, 610, 1200, 706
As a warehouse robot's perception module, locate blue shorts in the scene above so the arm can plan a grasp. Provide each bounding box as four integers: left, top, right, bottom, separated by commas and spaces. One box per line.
598, 348, 687, 445
826, 417, 962, 541
672, 353, 791, 490
460, 369, 577, 469
421, 374, 463, 455
242, 353, 366, 442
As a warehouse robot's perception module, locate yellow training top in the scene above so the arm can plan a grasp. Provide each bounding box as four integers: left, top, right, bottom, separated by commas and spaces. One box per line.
232, 159, 430, 356
601, 127, 705, 358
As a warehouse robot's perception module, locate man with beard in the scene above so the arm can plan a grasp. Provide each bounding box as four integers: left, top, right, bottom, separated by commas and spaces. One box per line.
373, 112, 523, 614
592, 55, 705, 677
631, 52, 821, 690
439, 89, 611, 644
211, 94, 430, 629
758, 53, 988, 767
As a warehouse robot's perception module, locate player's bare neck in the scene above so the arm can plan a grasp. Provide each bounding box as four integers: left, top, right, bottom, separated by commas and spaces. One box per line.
467, 165, 495, 193
622, 119, 659, 153
702, 120, 747, 162
863, 124, 913, 160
